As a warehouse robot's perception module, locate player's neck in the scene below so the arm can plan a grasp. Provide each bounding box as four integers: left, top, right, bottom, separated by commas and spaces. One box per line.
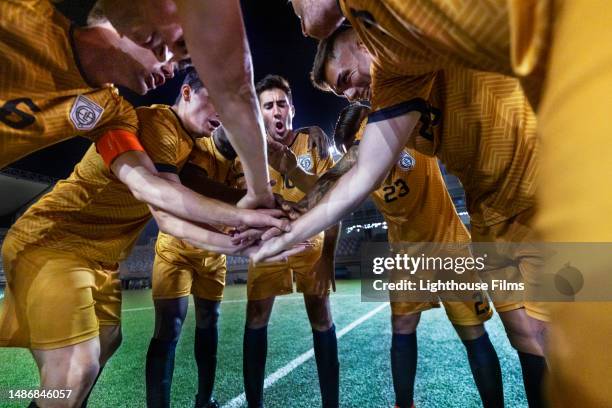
282, 129, 298, 147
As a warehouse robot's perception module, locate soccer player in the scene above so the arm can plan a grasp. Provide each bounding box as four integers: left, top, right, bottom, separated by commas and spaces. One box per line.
97, 0, 278, 211
0, 72, 290, 408
0, 0, 172, 169
332, 103, 503, 407
146, 126, 242, 408
253, 27, 547, 407
238, 75, 340, 408
287, 3, 612, 404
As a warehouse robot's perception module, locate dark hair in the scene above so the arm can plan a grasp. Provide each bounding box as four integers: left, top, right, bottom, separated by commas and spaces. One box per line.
333, 102, 371, 152
175, 68, 204, 104
255, 74, 293, 104
310, 25, 352, 92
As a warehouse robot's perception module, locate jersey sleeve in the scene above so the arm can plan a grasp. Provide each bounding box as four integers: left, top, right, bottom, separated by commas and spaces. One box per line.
137, 110, 181, 173
84, 87, 139, 142
369, 65, 436, 120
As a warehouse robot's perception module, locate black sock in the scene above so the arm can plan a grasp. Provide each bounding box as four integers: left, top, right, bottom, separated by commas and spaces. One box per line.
146, 337, 178, 408
391, 332, 417, 408
313, 324, 339, 408
28, 401, 40, 408
462, 332, 504, 408
243, 326, 268, 408
80, 367, 103, 407
195, 325, 218, 406
518, 351, 547, 408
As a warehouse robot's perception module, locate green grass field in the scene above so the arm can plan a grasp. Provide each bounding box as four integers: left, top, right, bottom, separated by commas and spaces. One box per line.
0, 281, 527, 407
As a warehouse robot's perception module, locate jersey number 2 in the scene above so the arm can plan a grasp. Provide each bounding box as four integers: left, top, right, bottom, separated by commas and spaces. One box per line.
383, 178, 409, 203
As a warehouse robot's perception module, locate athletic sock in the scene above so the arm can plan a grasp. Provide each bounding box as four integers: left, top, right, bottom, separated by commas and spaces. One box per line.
391, 332, 418, 408
195, 326, 219, 405
146, 337, 178, 408
518, 351, 547, 408
312, 324, 340, 408
28, 401, 40, 408
80, 367, 103, 407
243, 326, 268, 408
462, 332, 504, 408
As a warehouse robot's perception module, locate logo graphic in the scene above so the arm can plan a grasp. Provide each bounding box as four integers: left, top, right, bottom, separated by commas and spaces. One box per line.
70, 95, 104, 131
554, 262, 584, 296
398, 151, 415, 171
297, 154, 313, 171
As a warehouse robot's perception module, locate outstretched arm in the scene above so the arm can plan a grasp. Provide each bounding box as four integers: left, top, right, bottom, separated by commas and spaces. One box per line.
111, 150, 289, 231
251, 112, 421, 262
176, 0, 273, 208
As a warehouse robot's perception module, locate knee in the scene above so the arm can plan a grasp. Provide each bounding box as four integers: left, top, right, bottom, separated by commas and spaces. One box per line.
454, 324, 486, 341
504, 322, 543, 356
195, 301, 220, 329
246, 300, 273, 329
155, 314, 185, 342
392, 314, 419, 334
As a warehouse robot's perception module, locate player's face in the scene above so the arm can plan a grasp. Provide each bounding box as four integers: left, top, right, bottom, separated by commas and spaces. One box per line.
105, 0, 189, 63
259, 89, 295, 143
182, 86, 221, 138
290, 0, 344, 39
325, 34, 372, 102
113, 28, 176, 94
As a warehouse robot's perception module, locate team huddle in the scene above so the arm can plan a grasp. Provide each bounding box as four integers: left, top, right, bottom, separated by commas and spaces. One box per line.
0, 0, 611, 407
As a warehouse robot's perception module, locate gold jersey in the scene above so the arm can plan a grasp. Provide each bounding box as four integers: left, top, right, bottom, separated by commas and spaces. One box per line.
0, 0, 137, 168
6, 105, 194, 263
156, 133, 241, 260
410, 68, 537, 227
270, 130, 335, 202
338, 0, 550, 109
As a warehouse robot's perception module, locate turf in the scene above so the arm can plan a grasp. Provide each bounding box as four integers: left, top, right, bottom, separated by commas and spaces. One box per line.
0, 281, 527, 407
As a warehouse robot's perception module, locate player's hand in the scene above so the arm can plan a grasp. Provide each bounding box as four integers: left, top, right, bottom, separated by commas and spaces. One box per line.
267, 141, 298, 176
236, 208, 291, 232
237, 188, 276, 210
250, 231, 303, 263
273, 194, 303, 220
296, 126, 330, 159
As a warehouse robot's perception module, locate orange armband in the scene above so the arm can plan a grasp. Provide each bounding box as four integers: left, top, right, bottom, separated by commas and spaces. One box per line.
96, 130, 144, 167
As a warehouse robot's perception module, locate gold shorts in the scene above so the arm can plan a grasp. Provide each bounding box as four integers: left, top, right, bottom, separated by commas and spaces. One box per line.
472, 208, 549, 321
0, 236, 121, 350
247, 234, 329, 300
391, 299, 492, 326
152, 244, 226, 301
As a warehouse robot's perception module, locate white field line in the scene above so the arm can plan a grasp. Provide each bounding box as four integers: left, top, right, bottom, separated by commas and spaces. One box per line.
221, 303, 389, 408
121, 293, 360, 313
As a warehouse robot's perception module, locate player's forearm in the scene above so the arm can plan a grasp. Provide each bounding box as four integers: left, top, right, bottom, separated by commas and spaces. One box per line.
177, 0, 271, 197
180, 163, 246, 204
150, 208, 241, 254
299, 145, 359, 210
121, 165, 243, 228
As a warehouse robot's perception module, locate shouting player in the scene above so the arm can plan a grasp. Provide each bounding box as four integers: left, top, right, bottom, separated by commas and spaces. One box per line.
239, 75, 340, 408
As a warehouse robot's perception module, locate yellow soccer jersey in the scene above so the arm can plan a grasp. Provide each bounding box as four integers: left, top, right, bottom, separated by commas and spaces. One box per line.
7, 105, 194, 263
338, 0, 550, 109
156, 133, 241, 261
270, 130, 335, 202
409, 68, 538, 227
0, 0, 137, 168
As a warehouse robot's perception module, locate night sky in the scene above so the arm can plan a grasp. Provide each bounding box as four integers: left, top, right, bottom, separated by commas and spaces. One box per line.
11, 0, 347, 179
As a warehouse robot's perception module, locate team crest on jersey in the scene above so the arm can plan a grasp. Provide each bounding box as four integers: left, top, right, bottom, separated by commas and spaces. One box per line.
398, 151, 415, 171
69, 95, 104, 131
297, 154, 313, 171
